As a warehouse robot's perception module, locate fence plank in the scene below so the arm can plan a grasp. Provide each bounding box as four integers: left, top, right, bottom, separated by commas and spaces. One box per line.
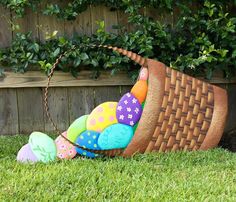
12, 8, 39, 39
103, 7, 118, 33
94, 86, 121, 106
0, 89, 18, 135
44, 87, 69, 133
68, 87, 95, 123
120, 85, 132, 95
38, 0, 65, 42
117, 10, 132, 33
145, 7, 173, 25
91, 5, 105, 33
144, 7, 159, 20
64, 9, 92, 37
17, 88, 44, 134
0, 6, 12, 48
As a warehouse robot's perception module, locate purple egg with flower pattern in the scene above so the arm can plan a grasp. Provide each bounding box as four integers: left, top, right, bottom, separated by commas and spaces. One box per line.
116, 92, 142, 126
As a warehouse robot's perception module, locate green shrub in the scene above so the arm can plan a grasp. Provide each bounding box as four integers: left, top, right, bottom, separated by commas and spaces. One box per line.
0, 0, 235, 79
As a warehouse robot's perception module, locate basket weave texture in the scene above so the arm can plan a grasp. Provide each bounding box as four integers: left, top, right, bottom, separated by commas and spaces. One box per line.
122, 59, 228, 157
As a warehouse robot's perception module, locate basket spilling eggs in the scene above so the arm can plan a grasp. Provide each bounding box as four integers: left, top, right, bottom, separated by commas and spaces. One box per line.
17, 68, 148, 163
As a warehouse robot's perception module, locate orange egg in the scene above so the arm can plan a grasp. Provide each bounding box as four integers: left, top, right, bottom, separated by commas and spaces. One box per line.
131, 80, 148, 103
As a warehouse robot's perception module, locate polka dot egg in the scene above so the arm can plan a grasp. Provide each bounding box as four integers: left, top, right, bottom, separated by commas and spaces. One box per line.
87, 102, 118, 132
75, 130, 101, 158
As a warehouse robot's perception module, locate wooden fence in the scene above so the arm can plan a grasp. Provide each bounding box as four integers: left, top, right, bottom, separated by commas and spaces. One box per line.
0, 71, 133, 135
0, 71, 236, 136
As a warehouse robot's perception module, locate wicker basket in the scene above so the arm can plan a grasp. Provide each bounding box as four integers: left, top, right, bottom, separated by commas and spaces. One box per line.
45, 46, 228, 157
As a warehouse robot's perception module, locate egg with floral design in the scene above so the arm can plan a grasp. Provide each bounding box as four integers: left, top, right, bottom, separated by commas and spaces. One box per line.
55, 131, 77, 160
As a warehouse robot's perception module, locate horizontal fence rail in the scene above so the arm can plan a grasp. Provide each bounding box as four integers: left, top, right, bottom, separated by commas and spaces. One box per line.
0, 71, 134, 88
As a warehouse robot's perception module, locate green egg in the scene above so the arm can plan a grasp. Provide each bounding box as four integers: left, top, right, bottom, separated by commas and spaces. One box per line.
67, 115, 89, 143
29, 132, 57, 163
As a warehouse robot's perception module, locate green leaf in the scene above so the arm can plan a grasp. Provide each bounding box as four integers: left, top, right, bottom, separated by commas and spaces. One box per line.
91, 59, 98, 67
33, 43, 39, 53
53, 48, 60, 57
80, 53, 89, 60
232, 50, 236, 58
206, 68, 213, 80
73, 58, 81, 67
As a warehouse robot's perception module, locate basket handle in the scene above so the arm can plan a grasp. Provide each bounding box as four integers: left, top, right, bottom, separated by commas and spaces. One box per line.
44, 44, 147, 156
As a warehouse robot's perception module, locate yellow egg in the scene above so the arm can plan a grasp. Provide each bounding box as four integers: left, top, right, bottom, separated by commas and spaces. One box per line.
87, 102, 118, 132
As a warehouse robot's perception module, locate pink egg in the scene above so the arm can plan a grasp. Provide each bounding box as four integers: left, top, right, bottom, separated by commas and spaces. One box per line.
55, 131, 77, 160
139, 68, 148, 81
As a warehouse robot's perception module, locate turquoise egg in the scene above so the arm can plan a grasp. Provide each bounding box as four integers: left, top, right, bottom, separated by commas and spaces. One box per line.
98, 123, 134, 150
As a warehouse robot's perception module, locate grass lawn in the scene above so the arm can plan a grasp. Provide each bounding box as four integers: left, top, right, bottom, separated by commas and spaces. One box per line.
1, 135, 236, 201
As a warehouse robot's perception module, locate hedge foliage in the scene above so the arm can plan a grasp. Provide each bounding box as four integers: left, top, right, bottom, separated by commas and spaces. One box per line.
0, 0, 236, 79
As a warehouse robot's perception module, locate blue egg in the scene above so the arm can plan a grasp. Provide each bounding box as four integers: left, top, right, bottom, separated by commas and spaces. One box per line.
98, 123, 134, 150
75, 130, 101, 158
75, 148, 99, 158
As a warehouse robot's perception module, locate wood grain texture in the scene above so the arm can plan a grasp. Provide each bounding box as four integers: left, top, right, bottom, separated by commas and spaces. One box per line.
94, 86, 121, 106
12, 8, 39, 39
38, 0, 65, 42
91, 5, 105, 33
90, 5, 118, 33
64, 9, 92, 37
0, 89, 18, 135
0, 71, 134, 88
145, 7, 173, 25
120, 86, 132, 95
0, 6, 12, 48
44, 87, 69, 133
17, 88, 44, 134
1, 71, 234, 89
117, 10, 132, 33
103, 7, 118, 33
68, 87, 95, 123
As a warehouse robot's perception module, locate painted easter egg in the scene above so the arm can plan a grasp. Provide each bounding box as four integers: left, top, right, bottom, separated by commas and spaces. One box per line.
17, 143, 38, 163
29, 132, 57, 163
116, 92, 142, 126
67, 115, 89, 143
87, 102, 118, 132
139, 68, 148, 81
75, 130, 101, 158
131, 80, 148, 104
55, 131, 77, 160
98, 123, 134, 150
